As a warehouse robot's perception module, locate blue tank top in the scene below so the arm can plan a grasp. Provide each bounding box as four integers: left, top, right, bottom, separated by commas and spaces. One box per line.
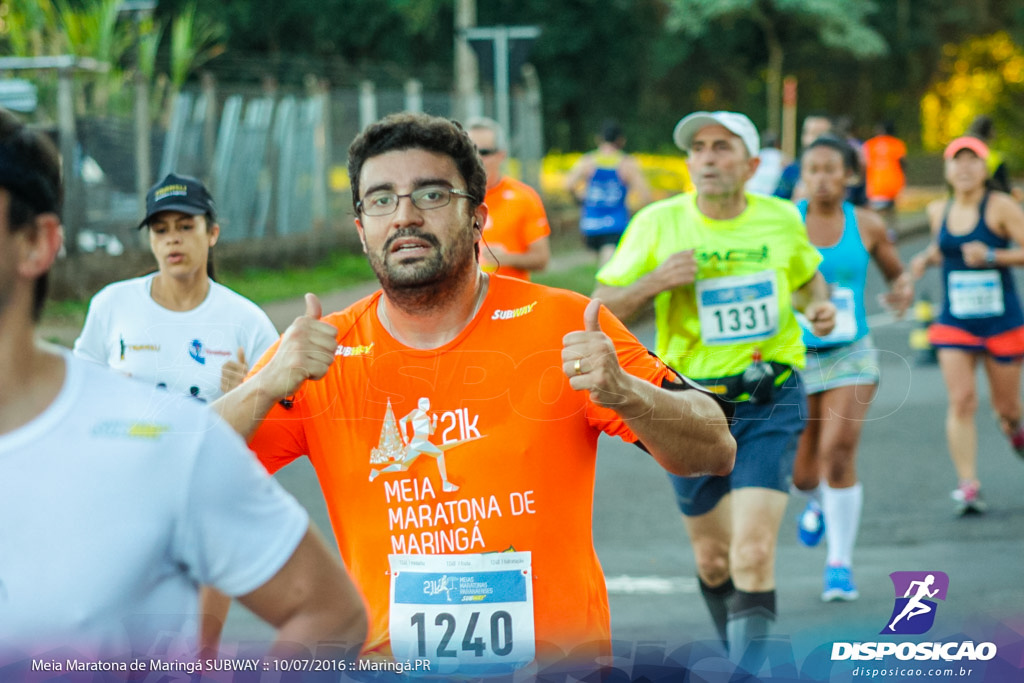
797, 200, 871, 349
937, 192, 1024, 334
580, 156, 630, 236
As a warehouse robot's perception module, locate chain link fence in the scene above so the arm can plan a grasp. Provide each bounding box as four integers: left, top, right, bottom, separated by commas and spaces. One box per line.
36, 71, 543, 298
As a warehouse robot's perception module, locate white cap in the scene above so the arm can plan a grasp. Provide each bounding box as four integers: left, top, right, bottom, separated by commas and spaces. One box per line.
673, 111, 760, 158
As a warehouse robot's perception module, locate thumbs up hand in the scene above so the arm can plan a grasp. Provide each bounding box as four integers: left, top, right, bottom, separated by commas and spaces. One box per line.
260, 293, 339, 399
304, 292, 322, 320
219, 346, 249, 394
561, 298, 626, 408
582, 296, 602, 333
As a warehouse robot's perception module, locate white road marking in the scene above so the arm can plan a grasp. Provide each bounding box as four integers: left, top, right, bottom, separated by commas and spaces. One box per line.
867, 310, 917, 328
604, 575, 698, 595
867, 311, 896, 327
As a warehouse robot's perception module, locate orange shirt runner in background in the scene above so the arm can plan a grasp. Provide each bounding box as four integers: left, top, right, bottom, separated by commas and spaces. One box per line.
863, 134, 907, 203
248, 275, 680, 674
481, 176, 551, 280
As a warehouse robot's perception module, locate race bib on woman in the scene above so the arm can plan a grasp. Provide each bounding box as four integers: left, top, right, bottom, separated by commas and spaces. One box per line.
949, 270, 1003, 319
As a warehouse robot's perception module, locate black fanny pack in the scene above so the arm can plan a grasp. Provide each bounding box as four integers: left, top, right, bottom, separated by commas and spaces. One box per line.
697, 361, 793, 403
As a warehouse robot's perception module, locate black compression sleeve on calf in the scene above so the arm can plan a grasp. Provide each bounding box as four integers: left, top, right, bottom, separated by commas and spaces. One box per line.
727, 588, 777, 620
699, 576, 735, 645
726, 591, 777, 669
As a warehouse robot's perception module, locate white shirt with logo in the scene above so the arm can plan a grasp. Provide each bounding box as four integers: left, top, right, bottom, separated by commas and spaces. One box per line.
73, 273, 279, 402
0, 352, 308, 659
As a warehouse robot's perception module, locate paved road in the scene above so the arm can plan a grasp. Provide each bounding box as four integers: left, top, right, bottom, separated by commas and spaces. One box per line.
592, 230, 1024, 679
220, 229, 1024, 681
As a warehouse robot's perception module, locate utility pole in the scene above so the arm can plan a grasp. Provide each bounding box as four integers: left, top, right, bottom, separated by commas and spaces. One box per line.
781, 76, 797, 161
464, 25, 541, 150
120, 1, 157, 215
453, 0, 479, 122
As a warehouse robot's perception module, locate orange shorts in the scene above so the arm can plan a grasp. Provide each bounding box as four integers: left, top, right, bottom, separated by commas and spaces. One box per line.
928, 323, 1024, 362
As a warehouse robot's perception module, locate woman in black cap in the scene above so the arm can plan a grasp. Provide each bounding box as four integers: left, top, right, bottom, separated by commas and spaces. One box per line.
74, 173, 278, 402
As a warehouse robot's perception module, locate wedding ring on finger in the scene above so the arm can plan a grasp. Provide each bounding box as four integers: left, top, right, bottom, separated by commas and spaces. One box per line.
573, 358, 583, 376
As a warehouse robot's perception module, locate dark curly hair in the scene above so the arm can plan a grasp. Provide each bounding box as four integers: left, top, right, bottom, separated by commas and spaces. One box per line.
347, 112, 486, 216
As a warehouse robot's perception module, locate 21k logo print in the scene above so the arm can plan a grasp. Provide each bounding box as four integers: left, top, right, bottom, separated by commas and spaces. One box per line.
881, 571, 949, 635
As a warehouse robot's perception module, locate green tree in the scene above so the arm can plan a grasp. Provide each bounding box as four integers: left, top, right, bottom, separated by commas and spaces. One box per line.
666, 0, 887, 134
1, 0, 63, 56
0, 0, 224, 120
55, 0, 133, 112
155, 0, 452, 84
478, 0, 668, 150
168, 2, 224, 90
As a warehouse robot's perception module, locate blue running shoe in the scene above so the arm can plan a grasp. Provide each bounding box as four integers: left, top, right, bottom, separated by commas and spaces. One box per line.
822, 565, 859, 602
797, 499, 825, 547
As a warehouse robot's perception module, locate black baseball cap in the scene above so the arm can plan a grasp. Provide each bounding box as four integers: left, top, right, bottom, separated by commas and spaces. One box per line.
138, 173, 216, 229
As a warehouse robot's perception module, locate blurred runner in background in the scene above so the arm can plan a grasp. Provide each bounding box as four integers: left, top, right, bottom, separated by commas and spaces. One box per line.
566, 119, 652, 265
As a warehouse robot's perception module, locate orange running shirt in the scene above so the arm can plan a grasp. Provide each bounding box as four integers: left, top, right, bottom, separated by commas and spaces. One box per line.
481, 176, 550, 280
248, 276, 678, 667
863, 134, 907, 202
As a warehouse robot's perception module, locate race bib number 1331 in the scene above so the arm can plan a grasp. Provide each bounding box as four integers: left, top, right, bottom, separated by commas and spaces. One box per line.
697, 270, 780, 345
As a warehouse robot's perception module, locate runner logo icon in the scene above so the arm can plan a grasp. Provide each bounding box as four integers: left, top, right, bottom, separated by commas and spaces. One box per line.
832, 570, 996, 662
189, 339, 206, 364
882, 571, 949, 635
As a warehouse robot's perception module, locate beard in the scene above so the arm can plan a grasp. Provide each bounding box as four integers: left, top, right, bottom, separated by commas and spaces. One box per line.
367, 223, 477, 312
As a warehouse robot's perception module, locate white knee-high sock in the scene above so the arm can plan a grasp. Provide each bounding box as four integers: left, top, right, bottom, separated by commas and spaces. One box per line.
823, 482, 863, 567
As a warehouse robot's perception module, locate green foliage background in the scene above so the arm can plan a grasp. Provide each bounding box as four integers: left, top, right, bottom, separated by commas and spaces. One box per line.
9, 0, 1024, 156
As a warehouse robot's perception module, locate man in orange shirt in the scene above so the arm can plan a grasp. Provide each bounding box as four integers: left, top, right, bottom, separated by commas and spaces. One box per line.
466, 117, 551, 280
211, 112, 736, 677
863, 121, 907, 231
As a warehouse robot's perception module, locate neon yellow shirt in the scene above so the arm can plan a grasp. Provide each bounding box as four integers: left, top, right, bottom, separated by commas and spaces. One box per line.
597, 192, 822, 379
987, 150, 1004, 178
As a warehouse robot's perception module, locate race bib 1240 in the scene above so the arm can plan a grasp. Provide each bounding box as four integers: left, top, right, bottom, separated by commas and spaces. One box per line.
389, 552, 535, 677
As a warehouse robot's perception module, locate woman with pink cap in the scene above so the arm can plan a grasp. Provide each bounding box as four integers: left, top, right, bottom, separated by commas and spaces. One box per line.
910, 136, 1024, 514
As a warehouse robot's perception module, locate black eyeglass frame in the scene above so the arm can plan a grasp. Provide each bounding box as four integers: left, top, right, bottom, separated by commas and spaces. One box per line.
356, 187, 477, 216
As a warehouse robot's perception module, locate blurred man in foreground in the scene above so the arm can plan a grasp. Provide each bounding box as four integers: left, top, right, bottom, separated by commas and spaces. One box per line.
0, 107, 366, 663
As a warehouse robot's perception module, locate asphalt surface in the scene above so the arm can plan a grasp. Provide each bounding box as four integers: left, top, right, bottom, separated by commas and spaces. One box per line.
218, 219, 1024, 681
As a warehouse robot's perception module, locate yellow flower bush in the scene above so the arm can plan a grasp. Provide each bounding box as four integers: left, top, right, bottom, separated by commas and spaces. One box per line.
331, 152, 694, 208
542, 151, 692, 206
921, 32, 1024, 161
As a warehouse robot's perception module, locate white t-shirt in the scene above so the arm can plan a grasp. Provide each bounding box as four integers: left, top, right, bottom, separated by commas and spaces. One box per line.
73, 274, 279, 402
746, 147, 786, 195
0, 352, 308, 660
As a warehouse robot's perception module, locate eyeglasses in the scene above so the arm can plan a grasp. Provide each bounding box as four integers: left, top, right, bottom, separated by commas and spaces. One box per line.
357, 186, 476, 217
476, 148, 500, 157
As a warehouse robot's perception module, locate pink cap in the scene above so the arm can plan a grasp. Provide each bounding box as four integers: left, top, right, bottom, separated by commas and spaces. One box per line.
944, 136, 989, 160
